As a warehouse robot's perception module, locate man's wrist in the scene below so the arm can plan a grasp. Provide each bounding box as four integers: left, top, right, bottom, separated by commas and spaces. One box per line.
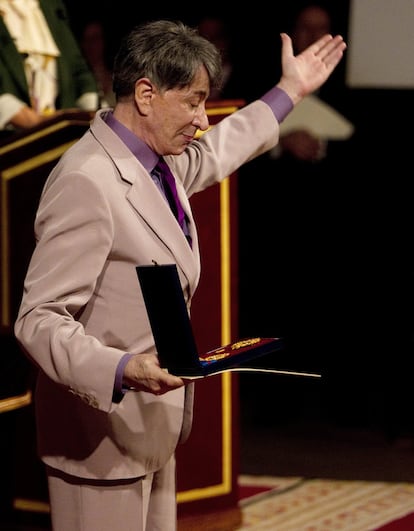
260, 86, 294, 123
112, 353, 134, 402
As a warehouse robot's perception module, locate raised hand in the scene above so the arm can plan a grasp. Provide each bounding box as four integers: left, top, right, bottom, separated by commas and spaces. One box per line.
277, 32, 347, 105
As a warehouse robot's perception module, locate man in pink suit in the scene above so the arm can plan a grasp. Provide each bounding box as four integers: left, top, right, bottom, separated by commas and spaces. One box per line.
14, 19, 345, 531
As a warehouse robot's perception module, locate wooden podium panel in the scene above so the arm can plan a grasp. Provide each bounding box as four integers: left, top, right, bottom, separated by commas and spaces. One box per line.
0, 111, 93, 332
176, 102, 244, 528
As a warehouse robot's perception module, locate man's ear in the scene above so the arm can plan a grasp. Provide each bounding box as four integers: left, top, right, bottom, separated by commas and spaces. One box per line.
134, 78, 154, 115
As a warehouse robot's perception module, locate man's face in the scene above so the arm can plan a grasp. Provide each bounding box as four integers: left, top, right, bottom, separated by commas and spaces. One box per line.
148, 65, 211, 156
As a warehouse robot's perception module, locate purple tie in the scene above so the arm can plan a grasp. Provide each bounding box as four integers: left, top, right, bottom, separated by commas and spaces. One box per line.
153, 158, 192, 245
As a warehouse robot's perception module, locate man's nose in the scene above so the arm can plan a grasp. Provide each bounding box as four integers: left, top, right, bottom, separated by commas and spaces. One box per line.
193, 108, 209, 131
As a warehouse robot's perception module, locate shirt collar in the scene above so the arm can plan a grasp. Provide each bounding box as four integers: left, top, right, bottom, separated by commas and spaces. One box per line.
103, 111, 158, 173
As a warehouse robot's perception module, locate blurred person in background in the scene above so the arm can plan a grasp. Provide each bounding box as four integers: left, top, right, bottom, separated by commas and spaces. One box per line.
196, 15, 237, 101
269, 2, 354, 163
0, 0, 98, 133
79, 17, 116, 108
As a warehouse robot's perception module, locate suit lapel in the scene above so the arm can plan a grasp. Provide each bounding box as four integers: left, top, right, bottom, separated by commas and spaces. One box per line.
126, 171, 195, 261
90, 112, 199, 290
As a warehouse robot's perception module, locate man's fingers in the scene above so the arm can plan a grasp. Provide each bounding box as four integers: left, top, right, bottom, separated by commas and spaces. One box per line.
317, 35, 347, 62
280, 32, 294, 61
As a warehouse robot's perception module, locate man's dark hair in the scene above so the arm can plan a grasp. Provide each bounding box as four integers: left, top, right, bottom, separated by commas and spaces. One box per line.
112, 19, 223, 99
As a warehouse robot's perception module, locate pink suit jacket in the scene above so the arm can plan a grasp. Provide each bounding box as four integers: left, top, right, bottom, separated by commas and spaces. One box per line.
14, 101, 280, 480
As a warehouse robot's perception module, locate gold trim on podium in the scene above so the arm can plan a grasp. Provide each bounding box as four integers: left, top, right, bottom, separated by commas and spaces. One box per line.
0, 389, 32, 414
177, 176, 233, 503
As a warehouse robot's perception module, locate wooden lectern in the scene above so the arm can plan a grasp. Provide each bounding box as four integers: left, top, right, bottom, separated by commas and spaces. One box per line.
0, 103, 245, 529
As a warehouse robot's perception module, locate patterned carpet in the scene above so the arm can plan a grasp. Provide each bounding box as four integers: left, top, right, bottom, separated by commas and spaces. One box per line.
237, 475, 414, 530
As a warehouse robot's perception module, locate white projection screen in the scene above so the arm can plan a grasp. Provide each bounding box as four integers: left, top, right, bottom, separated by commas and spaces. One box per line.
346, 0, 414, 88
